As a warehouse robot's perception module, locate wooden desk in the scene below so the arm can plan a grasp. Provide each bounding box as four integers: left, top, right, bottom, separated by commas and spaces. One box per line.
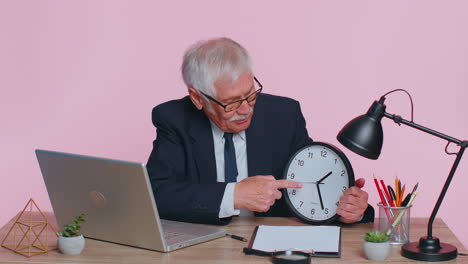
0, 213, 466, 263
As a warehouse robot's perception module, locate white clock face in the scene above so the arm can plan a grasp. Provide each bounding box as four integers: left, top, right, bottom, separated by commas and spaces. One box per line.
284, 143, 353, 223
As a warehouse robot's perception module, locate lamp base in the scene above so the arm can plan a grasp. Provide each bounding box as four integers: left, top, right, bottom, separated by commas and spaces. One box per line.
401, 236, 457, 262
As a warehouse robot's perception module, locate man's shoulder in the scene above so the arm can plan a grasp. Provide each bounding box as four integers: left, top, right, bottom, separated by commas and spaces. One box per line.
152, 96, 193, 114
151, 96, 198, 126
258, 93, 299, 105
256, 93, 300, 114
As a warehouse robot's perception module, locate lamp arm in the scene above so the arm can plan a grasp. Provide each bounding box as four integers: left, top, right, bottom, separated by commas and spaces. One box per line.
383, 111, 468, 239
425, 146, 466, 238
383, 112, 462, 145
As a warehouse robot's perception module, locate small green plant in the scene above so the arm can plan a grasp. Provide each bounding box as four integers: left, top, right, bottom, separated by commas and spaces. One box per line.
58, 213, 86, 237
364, 230, 390, 243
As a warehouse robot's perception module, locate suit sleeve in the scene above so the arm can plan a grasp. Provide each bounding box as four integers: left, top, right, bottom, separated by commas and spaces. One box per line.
358, 205, 375, 223
146, 107, 231, 225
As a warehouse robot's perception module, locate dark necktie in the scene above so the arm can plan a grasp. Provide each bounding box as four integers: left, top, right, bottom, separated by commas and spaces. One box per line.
224, 133, 238, 183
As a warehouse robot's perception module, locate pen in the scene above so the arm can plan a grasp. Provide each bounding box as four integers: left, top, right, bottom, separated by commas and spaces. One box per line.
397, 179, 402, 201
380, 179, 395, 207
388, 185, 396, 203
395, 178, 400, 206
226, 233, 248, 242
401, 193, 411, 206
402, 183, 418, 206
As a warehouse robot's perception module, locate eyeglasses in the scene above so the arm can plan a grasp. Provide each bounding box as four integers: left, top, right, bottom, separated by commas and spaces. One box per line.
200, 77, 263, 112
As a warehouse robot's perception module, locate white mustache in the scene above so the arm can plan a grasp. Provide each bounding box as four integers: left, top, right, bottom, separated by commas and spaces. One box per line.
229, 108, 253, 122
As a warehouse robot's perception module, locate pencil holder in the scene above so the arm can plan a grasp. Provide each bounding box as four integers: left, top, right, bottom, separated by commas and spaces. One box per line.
377, 203, 411, 244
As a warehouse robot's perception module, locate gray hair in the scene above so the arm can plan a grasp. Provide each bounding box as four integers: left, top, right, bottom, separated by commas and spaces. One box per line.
181, 37, 253, 98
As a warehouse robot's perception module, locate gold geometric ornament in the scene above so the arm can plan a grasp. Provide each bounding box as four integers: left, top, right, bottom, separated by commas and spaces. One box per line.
1, 198, 58, 257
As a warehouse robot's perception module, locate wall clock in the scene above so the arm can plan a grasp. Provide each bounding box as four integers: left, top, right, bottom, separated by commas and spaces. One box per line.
283, 142, 355, 225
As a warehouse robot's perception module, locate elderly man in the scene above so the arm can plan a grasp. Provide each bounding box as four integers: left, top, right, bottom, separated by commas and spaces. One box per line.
147, 38, 373, 225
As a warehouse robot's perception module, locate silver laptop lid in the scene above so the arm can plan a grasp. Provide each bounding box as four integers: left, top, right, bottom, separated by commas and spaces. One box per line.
36, 149, 167, 251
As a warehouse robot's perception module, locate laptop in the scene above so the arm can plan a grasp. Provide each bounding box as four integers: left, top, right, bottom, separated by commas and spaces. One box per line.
36, 149, 226, 252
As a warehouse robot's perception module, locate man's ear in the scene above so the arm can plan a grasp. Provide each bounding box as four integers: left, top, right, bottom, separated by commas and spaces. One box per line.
188, 88, 204, 110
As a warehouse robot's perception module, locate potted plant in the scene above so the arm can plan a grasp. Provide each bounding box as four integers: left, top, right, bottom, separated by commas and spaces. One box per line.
363, 230, 391, 261
57, 213, 86, 255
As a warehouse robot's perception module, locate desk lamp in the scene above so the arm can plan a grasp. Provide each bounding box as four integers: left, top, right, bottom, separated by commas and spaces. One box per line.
336, 89, 467, 262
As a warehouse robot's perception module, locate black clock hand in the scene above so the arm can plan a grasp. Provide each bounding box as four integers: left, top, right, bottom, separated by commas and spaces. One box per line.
317, 171, 333, 184
316, 184, 324, 210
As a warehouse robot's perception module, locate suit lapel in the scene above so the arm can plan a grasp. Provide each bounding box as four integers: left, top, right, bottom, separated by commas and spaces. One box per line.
189, 110, 217, 184
246, 102, 273, 177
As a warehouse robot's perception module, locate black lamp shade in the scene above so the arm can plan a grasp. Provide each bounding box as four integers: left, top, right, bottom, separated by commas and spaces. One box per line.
337, 114, 383, 159
337, 100, 387, 160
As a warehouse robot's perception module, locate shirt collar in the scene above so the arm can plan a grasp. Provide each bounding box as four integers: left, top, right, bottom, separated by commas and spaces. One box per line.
209, 120, 246, 141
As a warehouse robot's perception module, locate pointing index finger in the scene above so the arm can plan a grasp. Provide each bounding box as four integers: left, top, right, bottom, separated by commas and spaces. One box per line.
274, 180, 303, 189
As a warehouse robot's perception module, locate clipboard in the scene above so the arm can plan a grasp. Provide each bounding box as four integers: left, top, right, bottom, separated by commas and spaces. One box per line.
243, 225, 342, 258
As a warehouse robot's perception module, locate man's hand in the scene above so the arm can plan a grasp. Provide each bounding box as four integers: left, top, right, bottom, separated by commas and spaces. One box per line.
337, 178, 369, 224
234, 175, 302, 212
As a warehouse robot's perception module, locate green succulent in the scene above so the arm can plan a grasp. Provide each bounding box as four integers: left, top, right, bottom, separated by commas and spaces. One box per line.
364, 230, 390, 243
58, 213, 86, 237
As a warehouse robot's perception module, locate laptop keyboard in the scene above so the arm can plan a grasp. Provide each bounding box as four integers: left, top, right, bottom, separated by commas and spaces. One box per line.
161, 219, 225, 246
164, 230, 186, 240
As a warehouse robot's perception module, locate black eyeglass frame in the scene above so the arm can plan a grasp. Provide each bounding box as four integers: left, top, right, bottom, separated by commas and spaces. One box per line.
200, 77, 263, 112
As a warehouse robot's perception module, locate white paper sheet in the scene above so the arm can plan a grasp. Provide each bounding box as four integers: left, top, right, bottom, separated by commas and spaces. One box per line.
251, 225, 340, 253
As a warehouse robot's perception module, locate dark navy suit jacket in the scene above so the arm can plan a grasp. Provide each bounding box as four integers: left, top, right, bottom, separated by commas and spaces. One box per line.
147, 94, 374, 225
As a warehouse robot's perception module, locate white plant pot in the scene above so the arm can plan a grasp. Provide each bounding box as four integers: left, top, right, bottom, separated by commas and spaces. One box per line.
58, 235, 85, 255
363, 241, 391, 261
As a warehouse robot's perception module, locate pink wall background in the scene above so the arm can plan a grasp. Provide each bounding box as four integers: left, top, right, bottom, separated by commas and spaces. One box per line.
1, 0, 467, 248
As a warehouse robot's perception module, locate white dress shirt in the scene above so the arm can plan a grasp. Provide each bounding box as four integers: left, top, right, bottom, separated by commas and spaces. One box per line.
209, 121, 252, 218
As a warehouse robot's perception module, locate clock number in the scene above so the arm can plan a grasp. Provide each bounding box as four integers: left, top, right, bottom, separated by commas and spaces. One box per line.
297, 160, 304, 166
324, 208, 329, 214
311, 209, 315, 215
320, 150, 327, 158
300, 201, 304, 207
334, 158, 337, 164
291, 189, 297, 195
342, 186, 347, 193
336, 201, 340, 207
341, 170, 346, 176
290, 173, 295, 179
308, 152, 313, 158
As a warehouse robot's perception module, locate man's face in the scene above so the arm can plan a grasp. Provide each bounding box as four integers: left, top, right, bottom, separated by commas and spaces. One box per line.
203, 72, 256, 133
